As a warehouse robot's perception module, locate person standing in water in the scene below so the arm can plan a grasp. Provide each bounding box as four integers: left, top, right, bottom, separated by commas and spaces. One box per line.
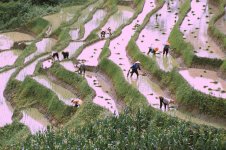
128, 61, 141, 78
159, 96, 175, 110
147, 47, 159, 55
163, 41, 170, 57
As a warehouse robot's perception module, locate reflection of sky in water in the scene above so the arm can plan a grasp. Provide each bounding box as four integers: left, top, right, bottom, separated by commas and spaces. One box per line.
0, 50, 20, 68
20, 109, 50, 134
82, 9, 107, 40
109, 0, 169, 109
180, 68, 226, 99
85, 72, 119, 116
180, 0, 225, 59
136, 0, 181, 71
0, 69, 15, 127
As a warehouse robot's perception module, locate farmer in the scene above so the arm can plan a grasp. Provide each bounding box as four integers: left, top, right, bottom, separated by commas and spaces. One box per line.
107, 27, 112, 36
75, 61, 86, 75
159, 96, 175, 110
147, 47, 159, 55
128, 61, 141, 78
163, 41, 170, 57
71, 99, 83, 108
101, 30, 106, 38
52, 51, 59, 61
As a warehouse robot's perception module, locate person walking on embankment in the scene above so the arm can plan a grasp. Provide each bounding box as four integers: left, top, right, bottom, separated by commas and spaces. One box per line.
163, 41, 170, 57
127, 61, 141, 78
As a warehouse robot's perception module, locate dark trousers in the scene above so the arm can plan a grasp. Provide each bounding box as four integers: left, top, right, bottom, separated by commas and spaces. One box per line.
79, 66, 85, 74
160, 99, 167, 110
130, 69, 139, 78
163, 48, 169, 56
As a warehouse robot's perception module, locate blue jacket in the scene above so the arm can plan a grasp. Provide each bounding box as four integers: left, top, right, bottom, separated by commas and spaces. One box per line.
131, 63, 141, 70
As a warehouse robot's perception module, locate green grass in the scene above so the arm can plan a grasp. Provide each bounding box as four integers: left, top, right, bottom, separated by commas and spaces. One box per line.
12, 108, 226, 149
26, 17, 50, 35
5, 77, 75, 122
127, 32, 226, 118
46, 63, 106, 128
0, 121, 29, 149
99, 58, 148, 111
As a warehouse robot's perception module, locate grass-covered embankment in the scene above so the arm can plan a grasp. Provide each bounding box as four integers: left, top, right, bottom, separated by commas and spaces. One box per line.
0, 121, 29, 149
126, 0, 226, 118
46, 63, 106, 128
167, 0, 224, 69
5, 77, 75, 124
14, 108, 226, 149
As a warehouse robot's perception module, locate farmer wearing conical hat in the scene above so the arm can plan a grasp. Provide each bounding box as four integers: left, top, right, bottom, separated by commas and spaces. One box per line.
163, 41, 170, 57
147, 47, 159, 55
127, 61, 141, 78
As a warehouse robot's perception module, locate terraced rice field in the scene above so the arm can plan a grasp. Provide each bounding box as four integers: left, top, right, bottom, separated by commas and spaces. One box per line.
0, 0, 226, 148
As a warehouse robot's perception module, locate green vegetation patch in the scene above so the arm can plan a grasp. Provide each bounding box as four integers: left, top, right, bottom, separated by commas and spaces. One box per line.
14, 108, 226, 149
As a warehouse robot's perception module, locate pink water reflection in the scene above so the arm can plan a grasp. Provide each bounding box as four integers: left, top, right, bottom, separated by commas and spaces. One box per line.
108, 0, 169, 108
136, 0, 181, 71
85, 72, 119, 116
25, 38, 56, 63
180, 68, 226, 99
0, 35, 14, 50
20, 109, 50, 134
100, 6, 134, 38
16, 55, 48, 81
0, 50, 20, 68
77, 40, 105, 67
82, 9, 107, 40
180, 0, 225, 59
0, 69, 15, 127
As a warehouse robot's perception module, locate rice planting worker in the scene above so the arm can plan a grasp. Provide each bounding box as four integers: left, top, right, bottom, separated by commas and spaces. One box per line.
107, 27, 112, 36
159, 96, 175, 110
127, 61, 141, 78
163, 41, 170, 57
101, 30, 106, 38
75, 61, 86, 75
147, 47, 159, 55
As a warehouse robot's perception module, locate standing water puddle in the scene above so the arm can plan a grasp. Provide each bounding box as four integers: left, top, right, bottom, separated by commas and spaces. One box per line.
0, 68, 15, 127
16, 55, 48, 81
215, 7, 226, 35
85, 72, 119, 116
60, 61, 119, 115
136, 0, 182, 71
24, 38, 56, 63
70, 0, 104, 29
0, 32, 34, 50
81, 9, 107, 40
180, 0, 225, 59
20, 108, 51, 134
100, 5, 134, 38
61, 42, 84, 59
70, 29, 80, 41
179, 68, 226, 99
77, 40, 105, 66
33, 75, 77, 106
43, 6, 81, 34
0, 50, 21, 68
109, 0, 169, 108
